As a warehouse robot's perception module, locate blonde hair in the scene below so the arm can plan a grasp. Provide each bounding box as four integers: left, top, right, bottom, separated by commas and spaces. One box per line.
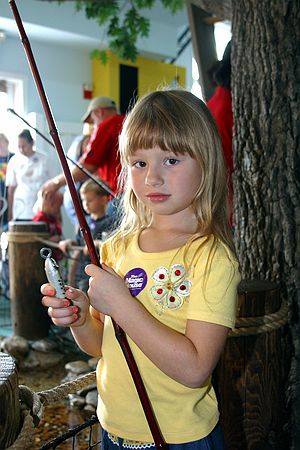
79, 177, 110, 197
115, 88, 234, 256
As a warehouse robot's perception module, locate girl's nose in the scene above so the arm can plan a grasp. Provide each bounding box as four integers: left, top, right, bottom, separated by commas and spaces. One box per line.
145, 166, 164, 186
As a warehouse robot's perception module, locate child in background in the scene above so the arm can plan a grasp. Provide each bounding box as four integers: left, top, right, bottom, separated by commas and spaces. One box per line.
58, 177, 113, 291
33, 189, 63, 242
33, 190, 64, 261
41, 89, 240, 449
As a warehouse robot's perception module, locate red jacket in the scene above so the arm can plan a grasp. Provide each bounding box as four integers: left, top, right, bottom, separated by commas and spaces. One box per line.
207, 86, 234, 223
80, 114, 125, 194
207, 86, 233, 176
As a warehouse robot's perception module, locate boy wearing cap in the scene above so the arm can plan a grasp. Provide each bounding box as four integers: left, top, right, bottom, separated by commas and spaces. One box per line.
43, 96, 125, 197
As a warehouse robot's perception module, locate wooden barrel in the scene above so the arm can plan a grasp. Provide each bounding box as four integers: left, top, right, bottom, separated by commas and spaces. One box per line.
8, 221, 51, 340
0, 352, 21, 449
213, 279, 289, 450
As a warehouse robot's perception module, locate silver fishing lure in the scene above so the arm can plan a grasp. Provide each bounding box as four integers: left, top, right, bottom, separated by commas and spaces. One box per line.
40, 247, 66, 299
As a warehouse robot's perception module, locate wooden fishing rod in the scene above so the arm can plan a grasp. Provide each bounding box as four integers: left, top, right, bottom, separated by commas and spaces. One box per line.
8, 1, 167, 448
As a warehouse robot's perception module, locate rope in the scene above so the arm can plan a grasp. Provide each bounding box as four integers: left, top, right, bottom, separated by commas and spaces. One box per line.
7, 232, 83, 251
35, 236, 83, 252
7, 231, 49, 244
229, 302, 288, 337
38, 370, 96, 404
6, 371, 96, 449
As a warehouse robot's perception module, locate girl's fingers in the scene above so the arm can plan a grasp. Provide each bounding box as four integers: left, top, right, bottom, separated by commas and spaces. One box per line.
41, 283, 56, 296
101, 263, 118, 277
85, 264, 101, 277
85, 263, 118, 278
51, 314, 79, 327
41, 283, 88, 303
42, 296, 70, 309
48, 305, 79, 319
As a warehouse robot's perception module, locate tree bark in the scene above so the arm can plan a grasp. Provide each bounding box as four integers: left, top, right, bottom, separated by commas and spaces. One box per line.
231, 0, 300, 447
189, 0, 232, 20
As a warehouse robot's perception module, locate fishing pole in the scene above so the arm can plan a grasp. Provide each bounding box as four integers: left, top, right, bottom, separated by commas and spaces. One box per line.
7, 108, 115, 198
8, 1, 166, 448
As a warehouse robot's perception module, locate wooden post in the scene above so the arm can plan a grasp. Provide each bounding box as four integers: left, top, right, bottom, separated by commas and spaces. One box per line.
0, 352, 20, 448
213, 279, 289, 449
8, 221, 51, 340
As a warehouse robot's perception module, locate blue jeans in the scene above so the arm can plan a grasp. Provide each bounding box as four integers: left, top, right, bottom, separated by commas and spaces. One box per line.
101, 424, 226, 450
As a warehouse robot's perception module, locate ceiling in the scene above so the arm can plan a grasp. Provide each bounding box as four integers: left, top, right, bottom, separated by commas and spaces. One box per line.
0, 1, 188, 55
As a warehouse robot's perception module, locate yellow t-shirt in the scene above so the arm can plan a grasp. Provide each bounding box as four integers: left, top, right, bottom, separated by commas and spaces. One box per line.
96, 232, 240, 444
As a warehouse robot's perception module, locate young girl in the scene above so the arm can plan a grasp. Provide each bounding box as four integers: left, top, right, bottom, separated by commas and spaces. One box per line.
41, 89, 240, 449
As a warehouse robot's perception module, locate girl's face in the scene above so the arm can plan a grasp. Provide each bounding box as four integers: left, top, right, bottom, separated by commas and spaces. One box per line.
128, 145, 202, 221
18, 138, 34, 157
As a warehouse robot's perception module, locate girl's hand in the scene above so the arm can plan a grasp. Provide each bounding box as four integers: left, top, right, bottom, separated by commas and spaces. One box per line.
41, 283, 90, 328
85, 263, 132, 317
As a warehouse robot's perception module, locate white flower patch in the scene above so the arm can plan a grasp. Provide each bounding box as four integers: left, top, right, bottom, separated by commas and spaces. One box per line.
150, 264, 192, 315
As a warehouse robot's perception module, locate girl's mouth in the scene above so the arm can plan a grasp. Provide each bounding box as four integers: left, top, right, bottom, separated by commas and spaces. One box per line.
146, 193, 170, 202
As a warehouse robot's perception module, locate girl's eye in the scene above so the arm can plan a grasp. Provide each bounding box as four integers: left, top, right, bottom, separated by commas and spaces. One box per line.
165, 158, 179, 166
133, 161, 146, 168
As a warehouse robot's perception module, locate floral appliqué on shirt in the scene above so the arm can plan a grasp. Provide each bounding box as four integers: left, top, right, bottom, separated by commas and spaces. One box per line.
150, 264, 192, 315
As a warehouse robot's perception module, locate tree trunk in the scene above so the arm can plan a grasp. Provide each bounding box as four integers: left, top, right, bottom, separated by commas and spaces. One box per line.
189, 0, 232, 20
231, 0, 300, 447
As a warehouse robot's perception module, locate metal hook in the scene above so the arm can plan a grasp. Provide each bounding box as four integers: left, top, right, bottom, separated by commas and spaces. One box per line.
40, 247, 52, 259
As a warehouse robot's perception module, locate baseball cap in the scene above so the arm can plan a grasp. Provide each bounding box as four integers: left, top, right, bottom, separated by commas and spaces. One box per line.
81, 96, 117, 123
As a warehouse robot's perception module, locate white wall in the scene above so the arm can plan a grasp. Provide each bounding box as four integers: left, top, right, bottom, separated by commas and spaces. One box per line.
0, 36, 92, 123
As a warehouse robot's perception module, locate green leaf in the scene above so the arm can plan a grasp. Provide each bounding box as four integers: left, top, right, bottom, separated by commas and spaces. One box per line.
134, 0, 155, 8
161, 0, 185, 14
55, 0, 185, 63
108, 16, 120, 36
137, 17, 150, 37
89, 49, 109, 65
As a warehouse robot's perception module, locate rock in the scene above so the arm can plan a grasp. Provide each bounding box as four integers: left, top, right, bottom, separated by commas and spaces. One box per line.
88, 357, 100, 370
85, 390, 98, 408
30, 338, 58, 353
77, 383, 97, 397
19, 350, 64, 370
1, 335, 30, 360
83, 404, 96, 415
65, 360, 90, 375
61, 371, 80, 383
68, 394, 86, 409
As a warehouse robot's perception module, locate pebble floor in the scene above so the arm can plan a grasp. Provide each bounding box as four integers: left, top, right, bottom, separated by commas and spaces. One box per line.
18, 360, 101, 449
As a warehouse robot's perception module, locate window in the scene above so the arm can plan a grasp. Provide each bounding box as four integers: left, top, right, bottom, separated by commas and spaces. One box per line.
0, 75, 26, 152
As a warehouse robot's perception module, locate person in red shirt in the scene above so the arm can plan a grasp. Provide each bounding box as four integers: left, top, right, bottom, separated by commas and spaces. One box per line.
207, 41, 233, 223
42, 96, 125, 197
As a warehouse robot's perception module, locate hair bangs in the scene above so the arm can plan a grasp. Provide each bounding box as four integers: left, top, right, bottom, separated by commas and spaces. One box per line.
120, 93, 197, 162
